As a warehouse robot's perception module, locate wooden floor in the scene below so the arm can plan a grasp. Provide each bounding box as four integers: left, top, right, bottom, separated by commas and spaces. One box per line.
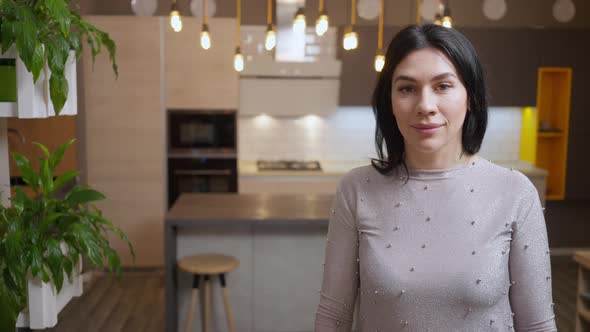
45, 272, 165, 332
43, 256, 579, 332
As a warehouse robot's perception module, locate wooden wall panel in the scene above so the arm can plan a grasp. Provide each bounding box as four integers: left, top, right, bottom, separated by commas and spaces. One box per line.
164, 17, 238, 110
82, 16, 166, 267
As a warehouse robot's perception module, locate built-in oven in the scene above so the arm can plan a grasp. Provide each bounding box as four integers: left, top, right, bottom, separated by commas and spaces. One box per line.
167, 110, 238, 208
168, 110, 236, 151
168, 157, 237, 207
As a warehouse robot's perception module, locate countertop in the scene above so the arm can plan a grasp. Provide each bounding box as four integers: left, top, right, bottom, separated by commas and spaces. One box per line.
166, 193, 333, 223
238, 159, 548, 177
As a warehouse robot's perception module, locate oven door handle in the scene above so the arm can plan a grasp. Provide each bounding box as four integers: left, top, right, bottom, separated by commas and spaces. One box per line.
174, 169, 233, 176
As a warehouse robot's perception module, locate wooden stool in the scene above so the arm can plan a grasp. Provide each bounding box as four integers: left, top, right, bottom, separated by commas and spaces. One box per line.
178, 254, 239, 332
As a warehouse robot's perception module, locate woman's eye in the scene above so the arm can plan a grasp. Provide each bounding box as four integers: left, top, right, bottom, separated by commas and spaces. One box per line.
436, 83, 452, 91
398, 86, 415, 94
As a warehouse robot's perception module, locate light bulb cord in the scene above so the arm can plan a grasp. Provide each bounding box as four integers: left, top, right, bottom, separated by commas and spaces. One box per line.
267, 0, 272, 25
236, 0, 241, 46
351, 0, 356, 27
378, 0, 384, 50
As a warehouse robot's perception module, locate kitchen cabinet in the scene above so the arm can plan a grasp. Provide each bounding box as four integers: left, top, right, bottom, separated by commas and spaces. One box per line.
537, 29, 590, 200
164, 17, 239, 110
239, 78, 340, 116
535, 68, 571, 201
82, 16, 165, 266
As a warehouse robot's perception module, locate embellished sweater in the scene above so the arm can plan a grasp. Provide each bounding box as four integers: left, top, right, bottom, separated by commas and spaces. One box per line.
315, 158, 557, 331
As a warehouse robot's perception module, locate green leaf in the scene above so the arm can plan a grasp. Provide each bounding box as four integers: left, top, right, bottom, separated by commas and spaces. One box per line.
49, 71, 68, 114
45, 240, 65, 291
40, 158, 54, 194
0, 20, 16, 54
11, 153, 38, 192
99, 31, 118, 77
13, 6, 37, 73
0, 293, 18, 332
11, 186, 27, 211
66, 189, 106, 206
46, 38, 67, 75
30, 247, 43, 277
33, 141, 51, 158
50, 138, 76, 170
31, 42, 45, 82
54, 170, 79, 192
45, 0, 71, 37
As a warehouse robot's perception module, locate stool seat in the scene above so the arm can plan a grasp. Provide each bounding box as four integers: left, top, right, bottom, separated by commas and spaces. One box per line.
178, 253, 239, 275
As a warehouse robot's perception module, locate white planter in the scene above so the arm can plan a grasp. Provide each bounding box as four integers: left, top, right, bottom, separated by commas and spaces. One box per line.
0, 47, 77, 118
15, 251, 84, 329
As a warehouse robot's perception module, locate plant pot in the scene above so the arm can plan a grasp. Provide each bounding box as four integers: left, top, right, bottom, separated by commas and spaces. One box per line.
0, 47, 77, 118
15, 246, 83, 329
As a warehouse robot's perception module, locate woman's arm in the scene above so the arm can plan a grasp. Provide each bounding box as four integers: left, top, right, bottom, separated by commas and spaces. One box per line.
509, 184, 557, 331
315, 179, 359, 331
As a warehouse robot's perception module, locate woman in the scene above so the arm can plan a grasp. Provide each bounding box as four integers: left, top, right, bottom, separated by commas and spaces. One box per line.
315, 24, 556, 331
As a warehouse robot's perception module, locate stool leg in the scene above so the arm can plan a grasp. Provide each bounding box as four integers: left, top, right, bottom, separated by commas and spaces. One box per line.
203, 275, 211, 332
184, 275, 200, 332
219, 273, 236, 332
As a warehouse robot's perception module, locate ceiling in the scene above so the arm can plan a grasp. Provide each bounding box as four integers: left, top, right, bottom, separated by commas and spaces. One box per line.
79, 0, 590, 28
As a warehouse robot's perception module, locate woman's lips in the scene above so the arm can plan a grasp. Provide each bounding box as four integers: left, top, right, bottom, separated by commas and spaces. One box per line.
411, 124, 443, 135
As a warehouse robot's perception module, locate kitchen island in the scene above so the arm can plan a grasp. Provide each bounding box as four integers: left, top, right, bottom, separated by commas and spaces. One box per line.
165, 193, 334, 332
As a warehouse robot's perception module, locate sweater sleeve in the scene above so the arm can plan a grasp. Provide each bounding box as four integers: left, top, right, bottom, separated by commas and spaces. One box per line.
315, 178, 359, 331
508, 183, 557, 332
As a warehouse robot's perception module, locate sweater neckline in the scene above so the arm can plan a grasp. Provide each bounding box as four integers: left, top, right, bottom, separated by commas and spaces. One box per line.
402, 156, 483, 180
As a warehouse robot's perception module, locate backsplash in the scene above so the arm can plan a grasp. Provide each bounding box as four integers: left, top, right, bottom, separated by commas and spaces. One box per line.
238, 106, 523, 162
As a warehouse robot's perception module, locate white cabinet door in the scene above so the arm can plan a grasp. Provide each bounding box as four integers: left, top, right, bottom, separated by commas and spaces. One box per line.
239, 78, 339, 116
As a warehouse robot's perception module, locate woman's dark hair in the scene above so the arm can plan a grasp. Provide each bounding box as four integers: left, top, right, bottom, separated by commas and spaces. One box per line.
371, 24, 488, 175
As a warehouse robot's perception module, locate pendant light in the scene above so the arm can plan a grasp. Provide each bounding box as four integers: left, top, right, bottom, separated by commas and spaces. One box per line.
442, 0, 453, 28
343, 0, 359, 50
374, 0, 385, 72
265, 0, 276, 51
170, 0, 183, 32
433, 13, 442, 25
315, 0, 329, 36
234, 0, 244, 72
200, 0, 211, 49
293, 5, 306, 33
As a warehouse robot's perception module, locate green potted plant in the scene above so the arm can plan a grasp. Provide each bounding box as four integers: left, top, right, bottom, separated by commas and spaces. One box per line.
0, 139, 134, 330
0, 0, 118, 114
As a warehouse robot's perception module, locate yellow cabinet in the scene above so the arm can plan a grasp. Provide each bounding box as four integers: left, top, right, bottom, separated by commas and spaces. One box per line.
520, 67, 572, 201
536, 68, 572, 200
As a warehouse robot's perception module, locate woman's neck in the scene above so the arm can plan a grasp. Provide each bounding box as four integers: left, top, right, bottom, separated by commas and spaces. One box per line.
404, 148, 477, 170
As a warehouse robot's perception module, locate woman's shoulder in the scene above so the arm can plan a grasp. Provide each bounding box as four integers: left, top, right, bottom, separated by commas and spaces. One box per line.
336, 163, 395, 193
474, 158, 537, 194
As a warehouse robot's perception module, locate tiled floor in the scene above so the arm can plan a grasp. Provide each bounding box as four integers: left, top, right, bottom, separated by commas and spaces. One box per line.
42, 255, 579, 332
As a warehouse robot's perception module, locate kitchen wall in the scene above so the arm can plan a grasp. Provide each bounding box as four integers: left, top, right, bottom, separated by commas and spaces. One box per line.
238, 106, 522, 162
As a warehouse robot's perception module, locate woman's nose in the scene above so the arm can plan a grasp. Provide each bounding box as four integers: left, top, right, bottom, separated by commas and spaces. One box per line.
415, 89, 437, 116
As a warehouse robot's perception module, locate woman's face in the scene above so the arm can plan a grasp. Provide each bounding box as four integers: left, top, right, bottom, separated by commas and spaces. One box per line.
391, 48, 468, 157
